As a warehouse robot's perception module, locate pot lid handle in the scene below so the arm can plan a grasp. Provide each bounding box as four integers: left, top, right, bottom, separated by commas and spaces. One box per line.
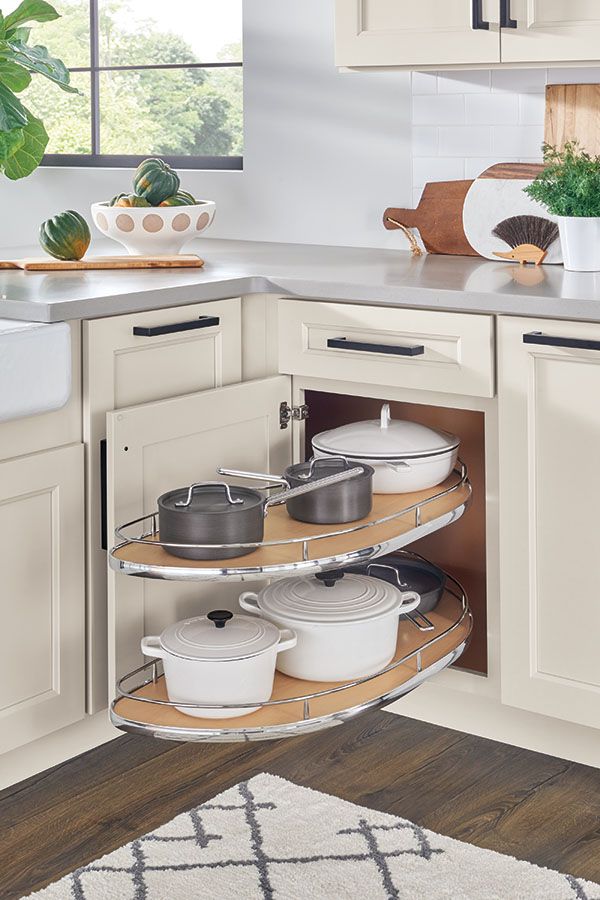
207, 610, 234, 629
296, 456, 357, 480
380, 403, 391, 430
175, 482, 244, 509
315, 570, 345, 587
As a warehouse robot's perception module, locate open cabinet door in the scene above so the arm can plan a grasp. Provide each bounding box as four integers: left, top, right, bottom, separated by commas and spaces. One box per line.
107, 376, 292, 692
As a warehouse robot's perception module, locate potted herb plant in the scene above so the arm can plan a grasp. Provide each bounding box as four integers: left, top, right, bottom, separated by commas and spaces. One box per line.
525, 142, 600, 272
0, 0, 77, 179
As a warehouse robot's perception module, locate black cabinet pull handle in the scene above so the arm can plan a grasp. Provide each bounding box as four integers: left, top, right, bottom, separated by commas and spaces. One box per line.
133, 315, 220, 337
500, 0, 517, 28
327, 337, 425, 357
472, 0, 490, 30
523, 331, 600, 352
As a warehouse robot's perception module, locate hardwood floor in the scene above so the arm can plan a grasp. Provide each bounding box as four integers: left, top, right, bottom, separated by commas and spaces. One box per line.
2, 711, 600, 898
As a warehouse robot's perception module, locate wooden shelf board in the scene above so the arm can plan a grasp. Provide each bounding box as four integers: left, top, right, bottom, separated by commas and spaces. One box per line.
112, 477, 471, 572
112, 592, 471, 736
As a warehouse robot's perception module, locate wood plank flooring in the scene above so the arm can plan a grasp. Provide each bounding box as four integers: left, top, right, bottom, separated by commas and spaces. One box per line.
1, 711, 599, 898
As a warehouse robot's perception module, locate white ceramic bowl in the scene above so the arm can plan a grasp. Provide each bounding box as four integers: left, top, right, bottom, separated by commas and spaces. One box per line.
91, 199, 216, 255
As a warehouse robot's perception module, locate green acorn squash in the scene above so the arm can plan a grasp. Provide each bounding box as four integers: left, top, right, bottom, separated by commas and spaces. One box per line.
133, 158, 180, 205
111, 193, 151, 208
39, 210, 91, 262
159, 190, 197, 207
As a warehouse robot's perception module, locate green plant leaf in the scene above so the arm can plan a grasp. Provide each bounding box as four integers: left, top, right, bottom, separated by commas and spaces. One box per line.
2, 110, 47, 178
524, 141, 600, 218
8, 40, 79, 92
0, 58, 31, 91
0, 123, 24, 162
0, 80, 28, 131
4, 0, 59, 34
0, 13, 6, 41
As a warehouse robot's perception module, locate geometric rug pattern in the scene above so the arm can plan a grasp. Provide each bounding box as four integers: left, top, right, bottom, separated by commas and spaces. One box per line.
23, 773, 600, 899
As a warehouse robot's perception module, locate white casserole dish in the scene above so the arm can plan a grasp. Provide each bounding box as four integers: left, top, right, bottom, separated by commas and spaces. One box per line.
311, 403, 460, 494
140, 610, 296, 718
239, 571, 420, 682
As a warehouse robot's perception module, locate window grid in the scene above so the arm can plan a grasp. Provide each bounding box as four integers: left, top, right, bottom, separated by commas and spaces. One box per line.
42, 0, 243, 169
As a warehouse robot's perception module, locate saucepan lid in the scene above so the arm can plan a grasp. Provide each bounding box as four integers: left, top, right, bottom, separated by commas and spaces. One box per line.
158, 482, 265, 514
158, 610, 282, 660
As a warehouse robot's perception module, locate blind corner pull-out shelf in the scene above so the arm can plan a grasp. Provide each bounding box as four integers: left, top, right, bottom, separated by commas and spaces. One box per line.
110, 465, 471, 582
110, 575, 472, 742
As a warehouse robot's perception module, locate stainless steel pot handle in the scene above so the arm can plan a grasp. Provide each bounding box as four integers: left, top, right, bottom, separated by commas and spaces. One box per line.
174, 481, 244, 508
264, 467, 364, 513
216, 467, 289, 489
296, 456, 359, 480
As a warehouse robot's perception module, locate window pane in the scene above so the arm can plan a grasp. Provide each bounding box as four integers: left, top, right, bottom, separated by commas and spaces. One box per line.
23, 72, 91, 154
98, 0, 242, 67
29, 0, 90, 69
99, 67, 242, 157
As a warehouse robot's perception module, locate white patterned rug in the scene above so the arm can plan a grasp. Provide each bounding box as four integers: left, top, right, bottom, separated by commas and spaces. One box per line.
24, 773, 599, 900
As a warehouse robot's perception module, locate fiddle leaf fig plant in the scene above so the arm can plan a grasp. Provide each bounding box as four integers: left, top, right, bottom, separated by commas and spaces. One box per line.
0, 0, 78, 179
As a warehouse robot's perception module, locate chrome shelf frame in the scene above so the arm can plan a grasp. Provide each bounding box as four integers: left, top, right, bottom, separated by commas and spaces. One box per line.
110, 575, 472, 742
109, 463, 471, 583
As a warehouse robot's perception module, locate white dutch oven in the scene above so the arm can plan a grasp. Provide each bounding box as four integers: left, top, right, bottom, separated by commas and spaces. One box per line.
312, 403, 460, 494
239, 571, 420, 681
140, 609, 296, 718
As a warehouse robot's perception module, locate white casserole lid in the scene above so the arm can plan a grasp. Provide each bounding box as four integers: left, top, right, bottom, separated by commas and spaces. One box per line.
158, 611, 282, 661
312, 403, 459, 461
251, 572, 404, 625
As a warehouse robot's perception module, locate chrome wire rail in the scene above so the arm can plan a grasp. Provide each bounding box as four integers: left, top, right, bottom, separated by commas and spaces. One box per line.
111, 572, 471, 740
110, 464, 471, 582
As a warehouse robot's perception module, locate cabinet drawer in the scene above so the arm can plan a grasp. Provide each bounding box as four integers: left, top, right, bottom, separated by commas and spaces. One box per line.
278, 300, 495, 397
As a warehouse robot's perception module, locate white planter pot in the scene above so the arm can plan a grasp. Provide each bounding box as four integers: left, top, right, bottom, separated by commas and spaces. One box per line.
557, 216, 600, 272
239, 573, 420, 682
141, 611, 296, 718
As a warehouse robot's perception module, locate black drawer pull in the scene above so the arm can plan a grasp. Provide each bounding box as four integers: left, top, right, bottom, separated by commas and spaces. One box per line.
523, 331, 600, 352
500, 0, 517, 28
327, 337, 425, 357
133, 315, 220, 337
472, 0, 490, 30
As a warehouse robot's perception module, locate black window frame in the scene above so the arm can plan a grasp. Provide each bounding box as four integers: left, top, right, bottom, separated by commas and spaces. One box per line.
41, 0, 243, 170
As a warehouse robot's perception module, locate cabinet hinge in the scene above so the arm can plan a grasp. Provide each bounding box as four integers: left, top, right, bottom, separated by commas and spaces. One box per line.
279, 401, 309, 430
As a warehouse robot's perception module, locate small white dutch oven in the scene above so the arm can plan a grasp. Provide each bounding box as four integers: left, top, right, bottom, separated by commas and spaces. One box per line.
140, 609, 296, 719
239, 571, 420, 682
312, 403, 460, 494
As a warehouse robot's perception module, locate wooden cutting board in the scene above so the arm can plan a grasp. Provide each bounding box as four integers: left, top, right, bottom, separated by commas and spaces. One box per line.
545, 84, 600, 155
462, 163, 563, 264
0, 254, 204, 271
384, 180, 478, 256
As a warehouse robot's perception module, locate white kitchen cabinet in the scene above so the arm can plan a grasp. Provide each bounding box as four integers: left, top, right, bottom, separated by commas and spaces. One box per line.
499, 317, 600, 730
107, 376, 292, 688
502, 1, 600, 64
335, 0, 600, 68
335, 0, 500, 68
0, 444, 85, 754
84, 298, 242, 713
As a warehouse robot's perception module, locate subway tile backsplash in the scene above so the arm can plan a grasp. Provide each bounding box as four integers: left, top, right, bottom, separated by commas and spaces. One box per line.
411, 67, 600, 203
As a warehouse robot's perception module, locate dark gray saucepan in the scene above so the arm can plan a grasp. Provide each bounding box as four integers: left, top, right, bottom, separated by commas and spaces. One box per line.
158, 470, 359, 561
217, 456, 373, 525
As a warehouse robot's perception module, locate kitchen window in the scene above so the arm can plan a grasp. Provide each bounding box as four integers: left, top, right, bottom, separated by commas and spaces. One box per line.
25, 0, 243, 169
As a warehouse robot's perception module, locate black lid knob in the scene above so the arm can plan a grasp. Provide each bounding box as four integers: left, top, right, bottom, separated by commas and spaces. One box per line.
315, 570, 345, 588
207, 610, 233, 629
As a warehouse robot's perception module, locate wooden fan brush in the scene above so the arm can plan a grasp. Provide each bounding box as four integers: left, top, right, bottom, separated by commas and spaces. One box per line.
492, 215, 559, 265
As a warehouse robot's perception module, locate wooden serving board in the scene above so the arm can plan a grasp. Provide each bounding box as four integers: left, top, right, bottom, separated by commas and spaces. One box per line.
384, 180, 477, 257
545, 83, 600, 155
462, 163, 563, 265
0, 254, 204, 271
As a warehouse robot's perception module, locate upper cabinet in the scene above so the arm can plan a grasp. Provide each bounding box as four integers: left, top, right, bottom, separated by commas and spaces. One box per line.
335, 0, 600, 68
335, 0, 500, 68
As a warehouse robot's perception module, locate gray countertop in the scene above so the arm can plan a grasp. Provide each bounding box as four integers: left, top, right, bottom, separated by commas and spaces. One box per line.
2, 237, 600, 323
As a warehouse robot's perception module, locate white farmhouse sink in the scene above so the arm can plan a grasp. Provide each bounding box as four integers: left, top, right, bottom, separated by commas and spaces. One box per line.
0, 319, 71, 423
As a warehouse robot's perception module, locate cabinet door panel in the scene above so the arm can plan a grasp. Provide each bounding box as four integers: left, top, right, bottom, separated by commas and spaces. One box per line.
0, 444, 85, 753
499, 317, 600, 728
84, 299, 241, 713
503, 1, 600, 63
107, 376, 292, 689
336, 0, 500, 68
